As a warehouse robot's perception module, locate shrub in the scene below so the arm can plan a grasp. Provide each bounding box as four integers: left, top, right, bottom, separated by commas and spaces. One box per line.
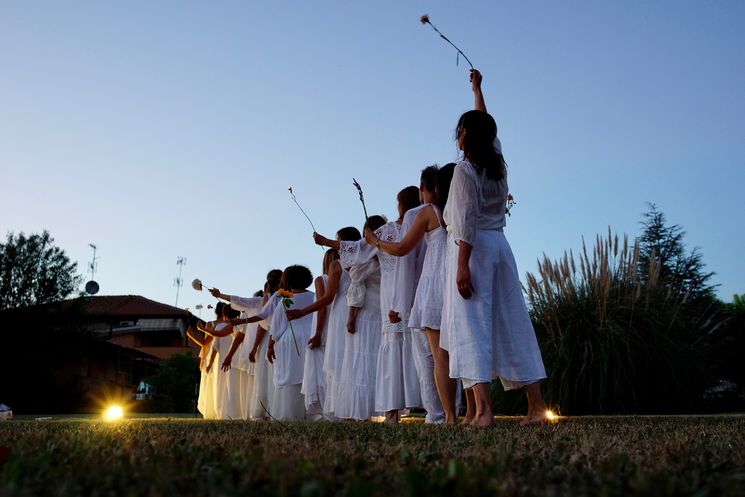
496, 229, 719, 415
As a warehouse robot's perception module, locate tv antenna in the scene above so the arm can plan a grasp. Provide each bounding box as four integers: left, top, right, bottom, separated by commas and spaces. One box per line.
174, 256, 187, 306
85, 243, 100, 295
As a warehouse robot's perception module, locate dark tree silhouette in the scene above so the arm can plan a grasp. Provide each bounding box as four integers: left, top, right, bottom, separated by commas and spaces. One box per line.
637, 204, 716, 304
0, 230, 82, 310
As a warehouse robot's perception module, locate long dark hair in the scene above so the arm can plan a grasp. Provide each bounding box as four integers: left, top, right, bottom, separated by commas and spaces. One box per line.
397, 186, 421, 213
456, 110, 506, 182
435, 163, 456, 212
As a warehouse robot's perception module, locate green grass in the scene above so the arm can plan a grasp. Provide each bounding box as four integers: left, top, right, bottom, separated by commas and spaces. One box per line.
1, 416, 745, 496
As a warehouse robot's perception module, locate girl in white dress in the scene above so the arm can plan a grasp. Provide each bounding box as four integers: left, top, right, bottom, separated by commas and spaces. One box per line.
287, 228, 359, 420
301, 249, 338, 420
316, 216, 386, 420
231, 266, 315, 420
211, 270, 282, 420
217, 290, 264, 420
200, 303, 241, 419
187, 322, 216, 419
441, 69, 548, 426
315, 209, 423, 423
365, 164, 457, 423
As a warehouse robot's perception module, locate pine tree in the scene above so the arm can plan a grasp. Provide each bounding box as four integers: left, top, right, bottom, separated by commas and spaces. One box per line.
637, 204, 716, 304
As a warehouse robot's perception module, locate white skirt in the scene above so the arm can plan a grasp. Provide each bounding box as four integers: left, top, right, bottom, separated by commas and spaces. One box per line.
441, 229, 546, 390
335, 307, 381, 420
270, 383, 305, 421
248, 338, 274, 419
238, 370, 254, 420
374, 332, 406, 411
197, 368, 216, 419
302, 344, 326, 412
402, 329, 422, 407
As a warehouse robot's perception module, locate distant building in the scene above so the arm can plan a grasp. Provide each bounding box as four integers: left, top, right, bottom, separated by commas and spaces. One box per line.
0, 295, 200, 413
71, 295, 199, 360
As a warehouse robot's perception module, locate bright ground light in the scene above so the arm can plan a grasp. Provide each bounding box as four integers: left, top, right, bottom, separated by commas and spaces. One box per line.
103, 405, 124, 422
545, 410, 558, 422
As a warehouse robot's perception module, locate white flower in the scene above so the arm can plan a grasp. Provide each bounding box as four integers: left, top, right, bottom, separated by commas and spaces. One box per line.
191, 279, 203, 291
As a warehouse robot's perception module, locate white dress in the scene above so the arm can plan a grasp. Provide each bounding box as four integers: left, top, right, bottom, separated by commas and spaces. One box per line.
334, 258, 382, 420
211, 322, 242, 420
302, 275, 328, 420
340, 231, 414, 413
234, 293, 279, 419
409, 204, 446, 331
398, 205, 443, 423
197, 338, 217, 419
269, 290, 315, 421
442, 158, 547, 390
322, 266, 351, 418
228, 296, 263, 420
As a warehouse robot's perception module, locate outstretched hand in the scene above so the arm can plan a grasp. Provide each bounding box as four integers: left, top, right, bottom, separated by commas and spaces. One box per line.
209, 287, 221, 298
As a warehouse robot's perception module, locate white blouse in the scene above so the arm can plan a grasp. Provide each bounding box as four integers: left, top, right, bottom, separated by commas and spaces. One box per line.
444, 161, 508, 246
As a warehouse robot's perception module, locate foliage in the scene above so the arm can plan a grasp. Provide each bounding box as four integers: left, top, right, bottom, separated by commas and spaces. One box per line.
516, 228, 718, 415
146, 353, 200, 413
0, 231, 82, 310
637, 204, 716, 304
1, 417, 744, 496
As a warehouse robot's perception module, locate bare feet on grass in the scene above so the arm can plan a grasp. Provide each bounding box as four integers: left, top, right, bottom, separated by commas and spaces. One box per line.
470, 412, 495, 427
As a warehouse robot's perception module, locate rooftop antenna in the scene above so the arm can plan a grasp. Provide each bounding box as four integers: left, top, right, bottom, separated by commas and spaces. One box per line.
85, 243, 100, 295
174, 256, 186, 307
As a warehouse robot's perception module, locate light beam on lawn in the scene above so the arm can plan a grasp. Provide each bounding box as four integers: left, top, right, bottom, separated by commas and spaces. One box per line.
545, 409, 558, 423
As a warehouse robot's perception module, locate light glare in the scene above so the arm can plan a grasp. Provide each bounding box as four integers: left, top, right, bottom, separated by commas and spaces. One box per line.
103, 405, 124, 422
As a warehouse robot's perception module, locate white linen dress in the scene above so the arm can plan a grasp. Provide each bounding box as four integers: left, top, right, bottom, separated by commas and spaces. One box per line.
302, 275, 329, 420
334, 258, 382, 420
322, 266, 351, 418
269, 290, 315, 420
441, 156, 547, 390
211, 322, 242, 420
228, 296, 263, 420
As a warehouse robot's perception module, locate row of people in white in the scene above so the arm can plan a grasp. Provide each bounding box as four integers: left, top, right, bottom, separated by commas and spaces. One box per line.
193, 68, 548, 424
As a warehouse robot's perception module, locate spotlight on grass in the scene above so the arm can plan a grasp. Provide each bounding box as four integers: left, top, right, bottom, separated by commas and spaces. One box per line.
545, 409, 558, 423
103, 405, 124, 422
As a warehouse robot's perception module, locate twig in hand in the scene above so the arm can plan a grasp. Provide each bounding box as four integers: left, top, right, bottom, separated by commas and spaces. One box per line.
420, 14, 475, 70
352, 178, 369, 221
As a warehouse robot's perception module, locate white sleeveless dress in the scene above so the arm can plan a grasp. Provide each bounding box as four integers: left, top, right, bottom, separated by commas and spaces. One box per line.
302, 275, 329, 420
322, 267, 351, 417
409, 204, 446, 331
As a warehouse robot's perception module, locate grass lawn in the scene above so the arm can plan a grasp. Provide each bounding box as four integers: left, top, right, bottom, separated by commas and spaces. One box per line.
1, 415, 744, 496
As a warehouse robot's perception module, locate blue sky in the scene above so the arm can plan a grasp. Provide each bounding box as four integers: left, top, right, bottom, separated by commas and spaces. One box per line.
1, 1, 743, 314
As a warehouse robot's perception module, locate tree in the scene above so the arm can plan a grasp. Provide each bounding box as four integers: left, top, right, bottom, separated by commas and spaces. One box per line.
146, 353, 200, 413
637, 204, 716, 304
0, 231, 82, 310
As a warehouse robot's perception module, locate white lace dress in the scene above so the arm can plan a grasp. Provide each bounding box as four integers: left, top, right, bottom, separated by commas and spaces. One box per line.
334, 258, 382, 420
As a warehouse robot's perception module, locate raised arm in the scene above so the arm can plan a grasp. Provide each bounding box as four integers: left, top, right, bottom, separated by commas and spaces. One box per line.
365, 207, 430, 257
471, 69, 486, 113
286, 261, 341, 320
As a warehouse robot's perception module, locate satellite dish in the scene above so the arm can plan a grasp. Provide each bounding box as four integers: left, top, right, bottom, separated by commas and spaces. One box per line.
85, 281, 100, 295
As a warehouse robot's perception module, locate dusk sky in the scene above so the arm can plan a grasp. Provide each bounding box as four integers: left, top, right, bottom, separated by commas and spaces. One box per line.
1, 0, 743, 314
